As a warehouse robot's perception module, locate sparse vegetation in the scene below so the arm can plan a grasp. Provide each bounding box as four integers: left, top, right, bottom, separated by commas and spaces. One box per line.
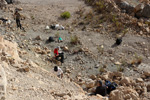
85, 0, 93, 5
120, 58, 128, 67
61, 11, 71, 19
117, 65, 124, 72
77, 6, 84, 17
97, 45, 104, 54
1, 0, 150, 99
145, 21, 150, 26
70, 35, 79, 45
110, 14, 124, 32
99, 66, 105, 73
130, 54, 143, 65
31, 15, 35, 20
85, 10, 94, 20
95, 1, 106, 12
122, 28, 128, 35
136, 56, 143, 64
55, 32, 60, 38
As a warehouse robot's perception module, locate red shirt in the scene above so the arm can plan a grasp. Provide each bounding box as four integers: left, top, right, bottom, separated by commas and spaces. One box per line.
54, 48, 58, 56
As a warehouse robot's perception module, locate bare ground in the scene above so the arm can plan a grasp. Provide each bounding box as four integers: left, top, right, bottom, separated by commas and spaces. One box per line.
0, 0, 150, 99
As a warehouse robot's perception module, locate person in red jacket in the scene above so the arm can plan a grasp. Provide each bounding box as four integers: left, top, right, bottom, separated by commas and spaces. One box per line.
54, 47, 59, 57
54, 47, 64, 63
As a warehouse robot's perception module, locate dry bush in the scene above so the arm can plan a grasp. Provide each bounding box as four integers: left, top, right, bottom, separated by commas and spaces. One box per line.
55, 32, 60, 38
84, 10, 94, 20
95, 0, 106, 12
117, 66, 124, 72
130, 55, 143, 65
70, 35, 79, 45
99, 67, 105, 73
97, 45, 104, 54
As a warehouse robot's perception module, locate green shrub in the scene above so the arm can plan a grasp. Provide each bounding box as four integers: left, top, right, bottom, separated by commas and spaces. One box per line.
61, 11, 71, 19
70, 35, 79, 45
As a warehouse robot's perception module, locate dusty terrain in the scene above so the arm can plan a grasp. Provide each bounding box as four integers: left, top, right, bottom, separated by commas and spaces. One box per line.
0, 0, 150, 100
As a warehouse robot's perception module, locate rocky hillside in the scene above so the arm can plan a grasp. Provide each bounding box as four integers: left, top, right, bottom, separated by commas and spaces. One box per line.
0, 0, 150, 100
0, 35, 94, 100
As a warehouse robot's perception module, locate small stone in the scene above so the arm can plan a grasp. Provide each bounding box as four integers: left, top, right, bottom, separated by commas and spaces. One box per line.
89, 75, 97, 80
136, 78, 144, 83
17, 67, 29, 72
35, 36, 42, 40
145, 27, 150, 33
140, 31, 143, 35
110, 57, 114, 61
135, 86, 142, 90
115, 61, 122, 65
138, 22, 143, 27
62, 46, 69, 52
46, 26, 50, 30
143, 71, 150, 77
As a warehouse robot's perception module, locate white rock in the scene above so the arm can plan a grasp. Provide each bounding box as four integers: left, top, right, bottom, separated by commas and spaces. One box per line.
46, 26, 50, 30
136, 78, 144, 83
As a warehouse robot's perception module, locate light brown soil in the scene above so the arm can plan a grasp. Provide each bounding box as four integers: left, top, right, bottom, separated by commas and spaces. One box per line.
0, 0, 150, 99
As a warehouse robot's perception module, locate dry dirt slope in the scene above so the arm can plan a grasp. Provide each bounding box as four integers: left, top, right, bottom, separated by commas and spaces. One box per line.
0, 36, 90, 100
0, 0, 150, 99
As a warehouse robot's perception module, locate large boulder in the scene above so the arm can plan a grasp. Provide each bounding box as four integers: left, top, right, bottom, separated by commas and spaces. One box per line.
0, 0, 7, 8
138, 63, 150, 77
134, 3, 144, 13
110, 86, 140, 100
120, 77, 131, 85
0, 36, 21, 62
117, 1, 135, 14
5, 0, 13, 4
135, 4, 150, 18
113, 71, 124, 77
85, 79, 95, 88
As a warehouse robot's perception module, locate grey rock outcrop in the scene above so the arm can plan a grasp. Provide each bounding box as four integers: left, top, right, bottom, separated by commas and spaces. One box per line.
117, 1, 135, 14
136, 4, 150, 18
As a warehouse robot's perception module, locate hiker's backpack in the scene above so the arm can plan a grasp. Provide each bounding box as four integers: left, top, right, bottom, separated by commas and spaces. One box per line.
48, 36, 54, 42
116, 38, 122, 45
105, 80, 111, 86
105, 80, 118, 94
111, 82, 118, 90
50, 25, 55, 30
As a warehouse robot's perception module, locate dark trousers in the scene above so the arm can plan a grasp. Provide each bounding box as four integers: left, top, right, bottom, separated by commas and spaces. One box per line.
55, 53, 64, 63
16, 19, 22, 29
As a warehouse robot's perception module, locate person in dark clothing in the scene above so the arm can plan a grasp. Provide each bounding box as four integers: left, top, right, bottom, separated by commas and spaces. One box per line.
14, 10, 22, 29
95, 81, 107, 96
